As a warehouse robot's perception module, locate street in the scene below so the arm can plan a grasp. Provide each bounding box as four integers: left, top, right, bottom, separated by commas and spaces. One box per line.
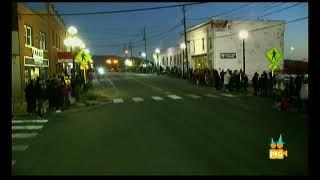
12, 72, 308, 175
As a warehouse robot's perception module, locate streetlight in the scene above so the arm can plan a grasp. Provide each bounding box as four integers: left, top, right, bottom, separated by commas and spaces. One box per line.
239, 30, 248, 74
64, 26, 85, 76
84, 48, 90, 54
180, 42, 186, 77
155, 48, 160, 67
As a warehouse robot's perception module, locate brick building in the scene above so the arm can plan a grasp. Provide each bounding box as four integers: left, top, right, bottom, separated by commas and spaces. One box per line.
15, 2, 66, 98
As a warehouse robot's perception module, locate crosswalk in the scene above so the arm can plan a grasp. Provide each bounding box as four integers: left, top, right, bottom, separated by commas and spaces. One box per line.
12, 118, 49, 167
111, 92, 240, 104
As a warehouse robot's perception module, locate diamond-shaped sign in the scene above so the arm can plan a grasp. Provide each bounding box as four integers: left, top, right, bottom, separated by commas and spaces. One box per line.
266, 47, 282, 64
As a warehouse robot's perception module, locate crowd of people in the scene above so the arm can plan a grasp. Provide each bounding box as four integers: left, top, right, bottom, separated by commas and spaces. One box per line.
147, 65, 308, 112
24, 70, 92, 118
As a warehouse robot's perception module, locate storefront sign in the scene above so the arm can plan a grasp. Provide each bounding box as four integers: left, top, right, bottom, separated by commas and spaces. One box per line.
211, 20, 229, 31
32, 47, 43, 65
220, 53, 236, 59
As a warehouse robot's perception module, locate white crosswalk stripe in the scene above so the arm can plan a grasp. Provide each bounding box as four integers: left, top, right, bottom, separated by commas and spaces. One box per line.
113, 98, 124, 103
151, 96, 164, 101
12, 119, 48, 124
12, 133, 38, 139
205, 94, 220, 98
221, 93, 237, 97
132, 97, 144, 102
187, 94, 201, 99
12, 125, 43, 130
12, 145, 29, 151
168, 95, 183, 99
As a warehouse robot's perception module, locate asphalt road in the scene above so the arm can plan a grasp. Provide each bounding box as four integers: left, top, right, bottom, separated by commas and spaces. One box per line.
12, 72, 308, 175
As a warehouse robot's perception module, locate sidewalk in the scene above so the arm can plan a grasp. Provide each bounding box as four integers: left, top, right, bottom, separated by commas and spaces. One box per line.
12, 91, 112, 118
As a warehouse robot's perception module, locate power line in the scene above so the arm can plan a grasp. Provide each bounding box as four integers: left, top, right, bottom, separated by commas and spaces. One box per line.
19, 2, 206, 16
258, 3, 302, 18
262, 2, 286, 11
187, 3, 250, 21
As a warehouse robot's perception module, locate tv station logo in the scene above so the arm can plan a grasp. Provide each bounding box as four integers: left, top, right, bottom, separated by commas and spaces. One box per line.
269, 134, 288, 160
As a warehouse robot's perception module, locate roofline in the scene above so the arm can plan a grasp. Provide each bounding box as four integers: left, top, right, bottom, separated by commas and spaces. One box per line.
182, 18, 286, 35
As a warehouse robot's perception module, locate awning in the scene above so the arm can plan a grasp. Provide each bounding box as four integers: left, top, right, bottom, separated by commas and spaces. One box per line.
58, 52, 73, 63
191, 53, 207, 58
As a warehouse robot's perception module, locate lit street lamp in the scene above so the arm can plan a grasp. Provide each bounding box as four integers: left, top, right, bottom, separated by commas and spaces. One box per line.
64, 26, 85, 76
155, 48, 160, 67
180, 42, 186, 77
239, 30, 248, 74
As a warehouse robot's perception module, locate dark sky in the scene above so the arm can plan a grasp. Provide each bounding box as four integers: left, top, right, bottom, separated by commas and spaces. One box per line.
24, 2, 308, 61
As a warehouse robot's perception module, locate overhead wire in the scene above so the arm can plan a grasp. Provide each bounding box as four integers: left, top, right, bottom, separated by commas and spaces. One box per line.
19, 2, 206, 16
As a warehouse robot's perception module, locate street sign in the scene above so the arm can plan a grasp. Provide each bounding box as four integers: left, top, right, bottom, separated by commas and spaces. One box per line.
220, 53, 236, 59
269, 63, 279, 70
266, 47, 282, 64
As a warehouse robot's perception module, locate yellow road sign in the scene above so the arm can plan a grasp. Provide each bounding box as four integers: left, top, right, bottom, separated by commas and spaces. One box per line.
269, 63, 279, 70
266, 47, 282, 64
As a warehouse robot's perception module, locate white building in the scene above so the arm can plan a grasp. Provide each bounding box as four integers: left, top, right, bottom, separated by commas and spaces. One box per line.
159, 19, 285, 77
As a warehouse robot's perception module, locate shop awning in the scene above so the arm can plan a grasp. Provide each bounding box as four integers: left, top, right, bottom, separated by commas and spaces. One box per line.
58, 52, 73, 63
191, 53, 207, 58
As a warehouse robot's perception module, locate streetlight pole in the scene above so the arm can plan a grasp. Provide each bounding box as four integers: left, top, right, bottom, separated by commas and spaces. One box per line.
239, 30, 248, 75
242, 38, 245, 75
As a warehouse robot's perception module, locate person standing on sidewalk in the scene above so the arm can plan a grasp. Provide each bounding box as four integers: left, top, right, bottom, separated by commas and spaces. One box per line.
241, 74, 249, 95
252, 72, 259, 96
24, 79, 36, 116
220, 70, 225, 90
37, 80, 47, 118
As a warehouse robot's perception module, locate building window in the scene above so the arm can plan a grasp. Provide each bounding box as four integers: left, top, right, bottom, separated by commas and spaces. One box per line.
170, 56, 172, 65
202, 38, 204, 50
209, 37, 212, 49
40, 32, 46, 50
25, 25, 32, 46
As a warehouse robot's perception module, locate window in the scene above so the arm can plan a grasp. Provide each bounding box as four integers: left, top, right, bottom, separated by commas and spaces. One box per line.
170, 56, 172, 65
162, 57, 164, 65
209, 37, 212, 49
202, 38, 204, 50
25, 25, 32, 46
40, 32, 46, 50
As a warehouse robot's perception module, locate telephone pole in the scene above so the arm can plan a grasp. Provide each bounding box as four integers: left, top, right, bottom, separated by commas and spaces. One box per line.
129, 41, 133, 59
183, 5, 189, 72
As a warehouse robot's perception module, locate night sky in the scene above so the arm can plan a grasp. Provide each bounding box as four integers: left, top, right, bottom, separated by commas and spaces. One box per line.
23, 2, 308, 61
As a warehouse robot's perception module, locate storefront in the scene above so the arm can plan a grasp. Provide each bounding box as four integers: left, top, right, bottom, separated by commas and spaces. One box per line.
24, 47, 48, 84
191, 53, 208, 69
24, 56, 49, 84
58, 52, 74, 75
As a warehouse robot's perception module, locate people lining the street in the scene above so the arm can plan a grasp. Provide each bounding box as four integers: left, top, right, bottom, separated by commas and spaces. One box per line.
23, 69, 95, 117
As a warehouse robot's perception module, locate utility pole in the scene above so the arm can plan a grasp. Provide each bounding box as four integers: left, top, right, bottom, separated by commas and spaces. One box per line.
143, 27, 147, 63
129, 41, 133, 59
183, 5, 189, 73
